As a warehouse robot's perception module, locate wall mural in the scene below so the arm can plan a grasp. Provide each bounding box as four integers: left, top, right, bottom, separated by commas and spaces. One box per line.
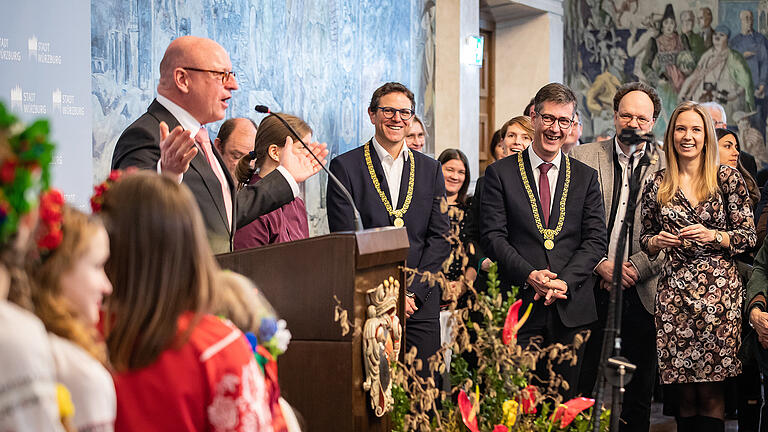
565, 0, 768, 166
91, 0, 434, 235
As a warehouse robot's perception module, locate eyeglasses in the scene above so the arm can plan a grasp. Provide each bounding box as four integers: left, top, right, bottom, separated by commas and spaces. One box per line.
182, 67, 236, 85
618, 113, 652, 126
375, 106, 415, 121
536, 112, 574, 129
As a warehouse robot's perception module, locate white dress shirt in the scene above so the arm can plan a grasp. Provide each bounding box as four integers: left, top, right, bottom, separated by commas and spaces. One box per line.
607, 138, 645, 261
372, 137, 409, 207
155, 95, 299, 197
526, 145, 562, 214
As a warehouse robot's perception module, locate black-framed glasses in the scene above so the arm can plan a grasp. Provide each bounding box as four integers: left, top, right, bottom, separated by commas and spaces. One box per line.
535, 111, 574, 129
182, 67, 236, 85
618, 112, 651, 126
376, 106, 415, 121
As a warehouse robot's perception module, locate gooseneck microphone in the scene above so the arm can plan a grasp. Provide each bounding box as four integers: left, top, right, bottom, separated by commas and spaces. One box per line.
254, 105, 364, 232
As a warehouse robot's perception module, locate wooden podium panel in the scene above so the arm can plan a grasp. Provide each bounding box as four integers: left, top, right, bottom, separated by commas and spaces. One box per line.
217, 227, 409, 431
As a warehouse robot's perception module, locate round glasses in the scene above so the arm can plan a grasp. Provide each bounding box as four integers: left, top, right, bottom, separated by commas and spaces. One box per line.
376, 106, 415, 121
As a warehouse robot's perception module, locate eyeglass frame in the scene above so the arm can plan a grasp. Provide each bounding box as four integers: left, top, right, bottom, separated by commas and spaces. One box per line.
182, 67, 236, 85
534, 111, 575, 129
374, 106, 415, 121
617, 112, 652, 126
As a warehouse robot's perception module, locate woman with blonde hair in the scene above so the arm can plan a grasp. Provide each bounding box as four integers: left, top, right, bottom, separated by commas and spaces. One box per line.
500, 115, 533, 154
233, 114, 311, 249
640, 101, 756, 432
29, 203, 116, 431
99, 171, 273, 431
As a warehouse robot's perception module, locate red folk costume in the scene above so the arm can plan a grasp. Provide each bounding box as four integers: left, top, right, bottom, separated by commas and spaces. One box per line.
113, 313, 273, 431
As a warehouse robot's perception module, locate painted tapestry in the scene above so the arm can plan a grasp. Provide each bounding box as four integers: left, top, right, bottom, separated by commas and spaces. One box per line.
565, 0, 768, 165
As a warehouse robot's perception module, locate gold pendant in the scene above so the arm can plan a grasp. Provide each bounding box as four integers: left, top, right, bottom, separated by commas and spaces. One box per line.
544, 239, 554, 250
393, 217, 405, 228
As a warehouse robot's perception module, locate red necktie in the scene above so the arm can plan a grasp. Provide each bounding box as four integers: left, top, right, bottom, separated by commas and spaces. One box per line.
195, 127, 233, 228
538, 163, 553, 227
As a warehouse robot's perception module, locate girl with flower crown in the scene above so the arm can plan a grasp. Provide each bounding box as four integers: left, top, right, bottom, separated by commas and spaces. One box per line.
28, 202, 116, 431
97, 171, 273, 432
0, 103, 64, 431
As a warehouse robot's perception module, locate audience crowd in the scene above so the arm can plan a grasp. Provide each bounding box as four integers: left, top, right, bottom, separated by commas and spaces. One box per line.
6, 34, 768, 432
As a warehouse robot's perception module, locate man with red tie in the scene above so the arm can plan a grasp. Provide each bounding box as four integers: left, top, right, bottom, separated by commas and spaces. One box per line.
480, 82, 607, 399
112, 36, 326, 253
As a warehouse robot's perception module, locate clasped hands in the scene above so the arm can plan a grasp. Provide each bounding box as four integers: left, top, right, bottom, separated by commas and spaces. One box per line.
158, 122, 328, 182
527, 269, 568, 306
596, 260, 639, 291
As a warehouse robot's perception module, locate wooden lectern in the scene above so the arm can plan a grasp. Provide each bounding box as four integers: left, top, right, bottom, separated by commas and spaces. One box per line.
217, 227, 409, 431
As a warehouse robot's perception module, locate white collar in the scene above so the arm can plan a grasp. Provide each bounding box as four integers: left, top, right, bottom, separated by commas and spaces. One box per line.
371, 136, 409, 162
614, 136, 646, 160
526, 145, 562, 170
156, 94, 203, 135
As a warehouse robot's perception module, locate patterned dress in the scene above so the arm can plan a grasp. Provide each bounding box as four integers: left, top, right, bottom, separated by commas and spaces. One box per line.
640, 166, 756, 384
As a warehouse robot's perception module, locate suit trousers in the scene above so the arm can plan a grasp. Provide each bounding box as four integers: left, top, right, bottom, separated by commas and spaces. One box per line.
576, 285, 655, 432
405, 317, 442, 387
517, 288, 589, 401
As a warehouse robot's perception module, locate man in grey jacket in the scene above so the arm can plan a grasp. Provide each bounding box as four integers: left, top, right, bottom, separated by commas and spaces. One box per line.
570, 81, 665, 432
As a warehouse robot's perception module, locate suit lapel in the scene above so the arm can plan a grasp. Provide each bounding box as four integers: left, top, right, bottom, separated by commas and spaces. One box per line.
549, 154, 568, 231
598, 140, 614, 216
366, 140, 394, 205
190, 136, 230, 234
521, 151, 547, 225
396, 153, 412, 209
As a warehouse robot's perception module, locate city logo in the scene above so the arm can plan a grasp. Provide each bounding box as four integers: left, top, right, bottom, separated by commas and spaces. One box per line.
28, 35, 37, 61
52, 88, 62, 114
10, 85, 22, 111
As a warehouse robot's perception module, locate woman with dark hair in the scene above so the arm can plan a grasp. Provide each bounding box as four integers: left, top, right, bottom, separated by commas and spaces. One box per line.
99, 172, 273, 431
233, 114, 312, 249
715, 128, 760, 207
437, 149, 476, 285
489, 128, 507, 161
640, 101, 756, 432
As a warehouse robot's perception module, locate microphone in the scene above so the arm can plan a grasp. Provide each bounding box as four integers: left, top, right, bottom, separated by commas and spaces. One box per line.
254, 105, 364, 231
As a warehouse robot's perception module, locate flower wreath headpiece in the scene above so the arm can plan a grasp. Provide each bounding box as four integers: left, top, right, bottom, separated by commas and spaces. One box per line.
90, 167, 138, 213
0, 101, 56, 245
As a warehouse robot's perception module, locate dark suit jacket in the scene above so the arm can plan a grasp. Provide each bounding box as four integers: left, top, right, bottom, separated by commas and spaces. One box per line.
570, 139, 666, 314
326, 141, 451, 319
480, 149, 607, 328
111, 99, 293, 254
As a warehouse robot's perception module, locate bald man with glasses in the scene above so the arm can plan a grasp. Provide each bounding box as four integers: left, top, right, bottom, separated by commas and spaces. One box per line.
112, 36, 327, 254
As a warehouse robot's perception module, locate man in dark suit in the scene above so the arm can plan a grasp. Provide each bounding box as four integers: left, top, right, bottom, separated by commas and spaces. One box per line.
570, 82, 665, 432
326, 82, 450, 380
112, 36, 326, 254
480, 82, 607, 399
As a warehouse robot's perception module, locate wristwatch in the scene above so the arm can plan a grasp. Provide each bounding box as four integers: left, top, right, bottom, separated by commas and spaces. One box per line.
713, 230, 723, 244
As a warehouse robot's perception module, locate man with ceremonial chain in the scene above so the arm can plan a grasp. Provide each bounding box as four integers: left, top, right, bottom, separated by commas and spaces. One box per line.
481, 82, 607, 399
326, 82, 450, 382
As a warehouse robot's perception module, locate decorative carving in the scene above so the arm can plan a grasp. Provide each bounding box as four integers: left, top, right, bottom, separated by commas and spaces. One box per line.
362, 276, 402, 417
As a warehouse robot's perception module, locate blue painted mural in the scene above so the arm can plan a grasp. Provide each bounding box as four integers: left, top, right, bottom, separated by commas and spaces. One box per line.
91, 0, 434, 234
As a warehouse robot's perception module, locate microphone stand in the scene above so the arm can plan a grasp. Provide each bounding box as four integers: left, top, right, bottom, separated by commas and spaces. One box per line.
254, 105, 364, 231
592, 130, 655, 432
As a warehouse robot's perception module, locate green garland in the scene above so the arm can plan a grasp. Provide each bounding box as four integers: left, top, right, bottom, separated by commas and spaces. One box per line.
0, 101, 56, 244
